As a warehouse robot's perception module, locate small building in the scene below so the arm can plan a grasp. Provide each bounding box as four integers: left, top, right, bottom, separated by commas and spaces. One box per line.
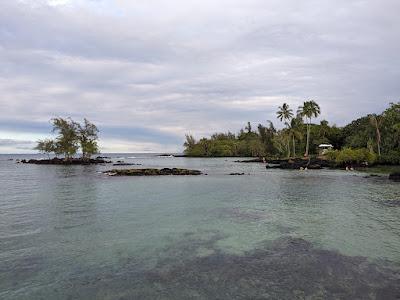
318, 144, 333, 155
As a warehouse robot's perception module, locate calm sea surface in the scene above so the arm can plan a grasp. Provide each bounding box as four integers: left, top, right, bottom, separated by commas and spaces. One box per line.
1, 154, 400, 299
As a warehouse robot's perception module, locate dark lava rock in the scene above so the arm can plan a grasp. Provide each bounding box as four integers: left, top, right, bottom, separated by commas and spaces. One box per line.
21, 158, 111, 165
104, 168, 202, 176
229, 172, 246, 175
234, 158, 263, 163
266, 158, 331, 170
364, 174, 382, 179
389, 172, 400, 181
112, 163, 142, 166
47, 234, 400, 299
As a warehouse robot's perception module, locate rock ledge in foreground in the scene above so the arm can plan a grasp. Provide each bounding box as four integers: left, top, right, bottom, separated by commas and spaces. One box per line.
104, 168, 202, 176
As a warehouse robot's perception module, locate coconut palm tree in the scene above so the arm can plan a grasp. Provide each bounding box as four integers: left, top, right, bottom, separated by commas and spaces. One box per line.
277, 103, 294, 123
288, 117, 303, 158
277, 103, 294, 158
297, 100, 321, 157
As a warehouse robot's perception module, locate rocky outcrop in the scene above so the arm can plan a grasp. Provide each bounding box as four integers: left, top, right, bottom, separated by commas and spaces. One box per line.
389, 172, 400, 181
104, 168, 202, 176
234, 158, 263, 163
265, 158, 333, 170
21, 158, 111, 165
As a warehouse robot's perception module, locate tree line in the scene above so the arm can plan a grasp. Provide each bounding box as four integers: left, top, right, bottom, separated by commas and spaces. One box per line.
35, 118, 99, 160
183, 101, 400, 164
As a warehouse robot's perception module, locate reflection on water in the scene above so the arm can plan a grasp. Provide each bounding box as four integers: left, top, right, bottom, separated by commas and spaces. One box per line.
0, 154, 400, 299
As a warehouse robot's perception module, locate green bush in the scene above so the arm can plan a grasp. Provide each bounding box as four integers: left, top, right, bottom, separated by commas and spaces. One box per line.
326, 148, 377, 165
378, 150, 400, 165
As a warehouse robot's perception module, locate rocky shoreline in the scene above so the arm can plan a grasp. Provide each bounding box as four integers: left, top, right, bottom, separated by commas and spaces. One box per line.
265, 158, 334, 170
21, 157, 111, 165
104, 168, 202, 176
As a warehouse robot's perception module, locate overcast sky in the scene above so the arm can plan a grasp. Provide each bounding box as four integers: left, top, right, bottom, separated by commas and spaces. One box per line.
1, 0, 399, 153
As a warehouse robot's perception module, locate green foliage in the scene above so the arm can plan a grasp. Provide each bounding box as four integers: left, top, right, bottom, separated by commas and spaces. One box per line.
35, 117, 100, 159
76, 118, 99, 159
276, 103, 294, 158
378, 150, 400, 165
297, 100, 321, 156
34, 139, 56, 158
183, 102, 400, 164
184, 125, 267, 157
51, 118, 79, 159
326, 148, 377, 165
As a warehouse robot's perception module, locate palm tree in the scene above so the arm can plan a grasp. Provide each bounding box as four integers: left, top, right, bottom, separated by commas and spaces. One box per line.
288, 117, 303, 158
297, 100, 321, 157
277, 103, 294, 123
277, 103, 294, 158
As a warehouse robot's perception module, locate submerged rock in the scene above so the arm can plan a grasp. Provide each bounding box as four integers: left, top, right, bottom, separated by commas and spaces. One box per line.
389, 172, 400, 181
104, 168, 202, 176
228, 172, 246, 175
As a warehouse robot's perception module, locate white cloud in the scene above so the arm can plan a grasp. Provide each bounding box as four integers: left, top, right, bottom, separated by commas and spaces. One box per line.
1, 0, 399, 152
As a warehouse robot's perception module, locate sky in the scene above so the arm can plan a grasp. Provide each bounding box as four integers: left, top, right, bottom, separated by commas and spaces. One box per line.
0, 0, 399, 153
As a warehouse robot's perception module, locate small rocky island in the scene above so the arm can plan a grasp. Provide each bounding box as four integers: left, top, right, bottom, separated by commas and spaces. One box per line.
29, 117, 105, 165
21, 157, 110, 165
104, 168, 202, 176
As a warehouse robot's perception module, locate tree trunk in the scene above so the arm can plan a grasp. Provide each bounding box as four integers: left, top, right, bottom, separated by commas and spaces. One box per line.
287, 138, 291, 159
292, 134, 296, 158
305, 120, 310, 157
376, 128, 381, 156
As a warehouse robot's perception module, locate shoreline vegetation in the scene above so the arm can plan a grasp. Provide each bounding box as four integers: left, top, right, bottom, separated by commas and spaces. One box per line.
183, 101, 400, 168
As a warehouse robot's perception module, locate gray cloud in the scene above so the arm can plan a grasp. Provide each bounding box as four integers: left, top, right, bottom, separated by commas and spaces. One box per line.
0, 0, 399, 152
0, 138, 34, 146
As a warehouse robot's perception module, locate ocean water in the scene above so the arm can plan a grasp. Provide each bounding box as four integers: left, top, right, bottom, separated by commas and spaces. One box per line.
1, 154, 400, 299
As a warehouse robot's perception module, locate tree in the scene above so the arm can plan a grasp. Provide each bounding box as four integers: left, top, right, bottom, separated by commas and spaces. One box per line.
258, 121, 276, 156
77, 118, 99, 160
277, 103, 294, 158
369, 114, 383, 156
319, 120, 330, 140
297, 100, 321, 157
51, 117, 79, 159
288, 117, 303, 158
34, 139, 56, 158
276, 103, 294, 123
245, 122, 252, 133
394, 123, 400, 150
183, 134, 196, 154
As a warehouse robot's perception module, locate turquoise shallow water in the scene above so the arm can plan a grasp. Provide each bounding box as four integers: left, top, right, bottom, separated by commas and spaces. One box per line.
1, 154, 400, 299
